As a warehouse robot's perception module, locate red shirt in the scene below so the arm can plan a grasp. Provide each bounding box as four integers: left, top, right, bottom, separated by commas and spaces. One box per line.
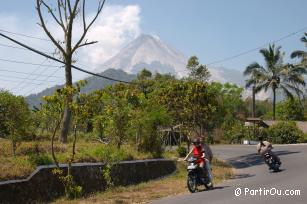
193, 146, 205, 164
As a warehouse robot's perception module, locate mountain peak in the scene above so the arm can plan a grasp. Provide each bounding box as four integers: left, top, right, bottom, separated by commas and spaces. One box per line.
137, 34, 156, 40
124, 34, 161, 50
135, 34, 161, 43
96, 34, 187, 76
94, 34, 243, 86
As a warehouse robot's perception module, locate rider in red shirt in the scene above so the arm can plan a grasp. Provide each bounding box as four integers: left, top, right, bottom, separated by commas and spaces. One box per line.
184, 137, 206, 175
193, 140, 205, 165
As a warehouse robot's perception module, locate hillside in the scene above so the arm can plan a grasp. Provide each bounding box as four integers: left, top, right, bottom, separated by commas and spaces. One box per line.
26, 69, 136, 108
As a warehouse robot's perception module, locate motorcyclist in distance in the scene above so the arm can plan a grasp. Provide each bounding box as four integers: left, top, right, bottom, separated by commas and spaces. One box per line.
257, 136, 281, 167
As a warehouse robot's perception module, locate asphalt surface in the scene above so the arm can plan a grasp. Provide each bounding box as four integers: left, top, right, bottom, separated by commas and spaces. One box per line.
151, 144, 307, 204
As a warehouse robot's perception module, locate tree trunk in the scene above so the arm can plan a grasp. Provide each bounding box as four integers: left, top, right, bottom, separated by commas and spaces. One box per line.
12, 140, 16, 157
252, 85, 256, 117
60, 56, 73, 143
60, 104, 71, 143
52, 118, 62, 168
273, 88, 276, 120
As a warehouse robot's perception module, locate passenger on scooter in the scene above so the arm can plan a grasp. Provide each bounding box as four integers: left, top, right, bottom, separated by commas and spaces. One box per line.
257, 136, 281, 165
200, 137, 213, 182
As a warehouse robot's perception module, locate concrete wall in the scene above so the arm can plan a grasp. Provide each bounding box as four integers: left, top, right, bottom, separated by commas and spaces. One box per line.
0, 159, 176, 204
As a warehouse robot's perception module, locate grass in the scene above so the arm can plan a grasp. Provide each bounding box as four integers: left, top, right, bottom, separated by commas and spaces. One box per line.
54, 158, 233, 204
0, 137, 177, 181
0, 138, 157, 181
0, 156, 33, 181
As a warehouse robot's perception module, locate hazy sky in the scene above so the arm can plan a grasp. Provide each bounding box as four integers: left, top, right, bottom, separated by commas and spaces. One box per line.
0, 0, 306, 95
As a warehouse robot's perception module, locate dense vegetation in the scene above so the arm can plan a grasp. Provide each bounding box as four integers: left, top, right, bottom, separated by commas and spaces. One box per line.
1, 50, 307, 158
265, 121, 304, 144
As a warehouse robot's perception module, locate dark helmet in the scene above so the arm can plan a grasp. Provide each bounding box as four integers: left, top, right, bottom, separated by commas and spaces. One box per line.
258, 136, 263, 141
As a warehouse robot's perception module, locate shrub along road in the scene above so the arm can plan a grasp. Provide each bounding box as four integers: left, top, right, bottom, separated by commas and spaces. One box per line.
151, 144, 307, 204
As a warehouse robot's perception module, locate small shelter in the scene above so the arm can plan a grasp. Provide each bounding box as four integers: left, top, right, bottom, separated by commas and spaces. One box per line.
245, 117, 269, 128
159, 124, 187, 147
244, 117, 269, 140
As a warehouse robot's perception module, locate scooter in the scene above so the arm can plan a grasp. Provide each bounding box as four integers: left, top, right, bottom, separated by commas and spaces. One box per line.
186, 157, 213, 193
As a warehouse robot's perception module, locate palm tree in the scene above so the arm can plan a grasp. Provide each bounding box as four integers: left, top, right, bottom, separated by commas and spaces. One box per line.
291, 33, 307, 66
290, 33, 307, 108
244, 44, 306, 120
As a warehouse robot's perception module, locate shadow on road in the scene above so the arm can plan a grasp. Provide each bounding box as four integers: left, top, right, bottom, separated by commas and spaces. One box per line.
197, 185, 230, 192
275, 150, 300, 156
230, 173, 255, 179
212, 186, 230, 190
269, 169, 285, 173
225, 150, 300, 169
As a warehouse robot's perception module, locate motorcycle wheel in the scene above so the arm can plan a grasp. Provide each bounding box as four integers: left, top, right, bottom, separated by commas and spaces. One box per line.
187, 174, 197, 193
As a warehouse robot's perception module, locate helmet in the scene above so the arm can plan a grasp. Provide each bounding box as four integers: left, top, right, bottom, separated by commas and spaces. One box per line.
192, 137, 201, 147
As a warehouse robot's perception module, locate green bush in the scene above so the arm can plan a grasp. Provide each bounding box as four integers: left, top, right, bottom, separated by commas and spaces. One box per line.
222, 122, 248, 144
93, 145, 133, 163
177, 146, 187, 157
267, 121, 303, 144
301, 134, 307, 143
276, 98, 305, 121
134, 103, 170, 158
28, 153, 53, 166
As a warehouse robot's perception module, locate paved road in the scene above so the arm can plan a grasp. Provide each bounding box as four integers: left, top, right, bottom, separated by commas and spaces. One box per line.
151, 144, 307, 204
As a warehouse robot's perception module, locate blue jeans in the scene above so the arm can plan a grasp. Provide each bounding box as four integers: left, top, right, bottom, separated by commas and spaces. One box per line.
205, 158, 213, 182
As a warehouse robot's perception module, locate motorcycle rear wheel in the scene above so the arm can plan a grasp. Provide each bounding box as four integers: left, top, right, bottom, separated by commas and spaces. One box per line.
205, 182, 214, 190
272, 164, 280, 172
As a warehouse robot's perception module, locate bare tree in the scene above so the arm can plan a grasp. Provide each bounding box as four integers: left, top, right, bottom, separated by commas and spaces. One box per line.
36, 0, 105, 143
